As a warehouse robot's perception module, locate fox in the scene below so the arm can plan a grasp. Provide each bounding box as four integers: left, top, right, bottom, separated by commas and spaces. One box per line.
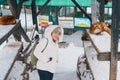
0, 15, 16, 25
89, 22, 111, 35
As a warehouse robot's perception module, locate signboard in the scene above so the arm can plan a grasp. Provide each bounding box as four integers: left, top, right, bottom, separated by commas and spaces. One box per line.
74, 18, 91, 28
37, 15, 49, 27
59, 17, 74, 28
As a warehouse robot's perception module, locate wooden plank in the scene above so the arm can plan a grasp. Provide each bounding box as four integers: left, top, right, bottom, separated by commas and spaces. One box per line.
19, 23, 30, 42
83, 41, 120, 80
97, 53, 120, 61
84, 41, 109, 80
86, 29, 120, 61
0, 20, 30, 45
86, 29, 111, 53
7, 0, 17, 17
86, 29, 110, 61
7, 0, 23, 19
97, 53, 110, 61
0, 42, 21, 80
0, 20, 20, 45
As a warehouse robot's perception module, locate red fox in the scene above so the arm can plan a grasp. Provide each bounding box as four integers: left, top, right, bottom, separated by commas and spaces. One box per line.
0, 15, 16, 25
89, 22, 111, 35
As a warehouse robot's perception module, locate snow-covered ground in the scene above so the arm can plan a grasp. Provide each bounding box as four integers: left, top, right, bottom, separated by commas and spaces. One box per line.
0, 27, 84, 80
1, 11, 118, 80
53, 32, 84, 80
6, 31, 84, 80
1, 10, 120, 80
19, 12, 84, 80
0, 12, 85, 80
53, 44, 84, 80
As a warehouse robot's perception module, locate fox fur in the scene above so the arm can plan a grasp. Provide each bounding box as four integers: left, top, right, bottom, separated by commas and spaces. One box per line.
89, 22, 111, 35
0, 15, 16, 25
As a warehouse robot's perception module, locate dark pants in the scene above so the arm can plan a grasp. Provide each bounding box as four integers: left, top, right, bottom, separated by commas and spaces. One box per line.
37, 70, 53, 80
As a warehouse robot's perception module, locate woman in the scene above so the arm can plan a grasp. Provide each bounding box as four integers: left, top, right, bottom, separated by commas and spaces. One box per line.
34, 25, 64, 80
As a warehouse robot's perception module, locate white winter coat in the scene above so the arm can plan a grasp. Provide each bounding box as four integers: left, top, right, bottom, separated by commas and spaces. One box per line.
34, 25, 63, 73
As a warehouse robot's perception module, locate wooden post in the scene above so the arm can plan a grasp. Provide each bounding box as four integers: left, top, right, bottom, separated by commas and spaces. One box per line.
31, 0, 50, 31
7, 0, 24, 19
16, 0, 24, 19
110, 0, 120, 80
7, 0, 26, 41
31, 0, 38, 30
98, 0, 105, 22
91, 0, 99, 23
7, 0, 17, 17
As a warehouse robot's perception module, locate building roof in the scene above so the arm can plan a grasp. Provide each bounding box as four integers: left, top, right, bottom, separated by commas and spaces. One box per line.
23, 0, 112, 7
0, 0, 112, 7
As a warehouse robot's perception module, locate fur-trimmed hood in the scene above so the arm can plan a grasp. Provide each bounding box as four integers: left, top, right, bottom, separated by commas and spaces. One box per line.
44, 25, 64, 42
34, 25, 64, 73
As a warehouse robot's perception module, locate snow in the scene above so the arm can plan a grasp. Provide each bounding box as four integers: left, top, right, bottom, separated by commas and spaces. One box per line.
19, 13, 33, 30
1, 10, 120, 80
1, 12, 120, 80
28, 43, 84, 80
63, 31, 83, 47
0, 25, 14, 39
7, 61, 25, 80
87, 29, 112, 53
0, 42, 21, 80
84, 41, 120, 80
85, 30, 120, 80
84, 41, 110, 80
0, 20, 20, 44
0, 30, 83, 80
53, 44, 84, 80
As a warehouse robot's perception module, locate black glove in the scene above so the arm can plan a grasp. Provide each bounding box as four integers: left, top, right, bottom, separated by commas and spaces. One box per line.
47, 57, 52, 62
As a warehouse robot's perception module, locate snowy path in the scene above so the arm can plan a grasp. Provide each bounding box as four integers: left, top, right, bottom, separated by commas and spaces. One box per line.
53, 45, 84, 80
29, 45, 84, 80
53, 31, 84, 80
29, 31, 84, 80
0, 12, 84, 79
7, 31, 84, 80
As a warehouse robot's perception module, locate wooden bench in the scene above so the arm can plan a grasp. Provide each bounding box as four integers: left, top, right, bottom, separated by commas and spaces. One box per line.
86, 29, 120, 61
83, 30, 120, 80
0, 42, 21, 80
0, 20, 30, 80
84, 41, 120, 80
0, 20, 30, 45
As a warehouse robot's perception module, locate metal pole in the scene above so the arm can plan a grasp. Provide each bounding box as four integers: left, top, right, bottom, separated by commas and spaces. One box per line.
71, 0, 91, 21
36, 0, 50, 16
